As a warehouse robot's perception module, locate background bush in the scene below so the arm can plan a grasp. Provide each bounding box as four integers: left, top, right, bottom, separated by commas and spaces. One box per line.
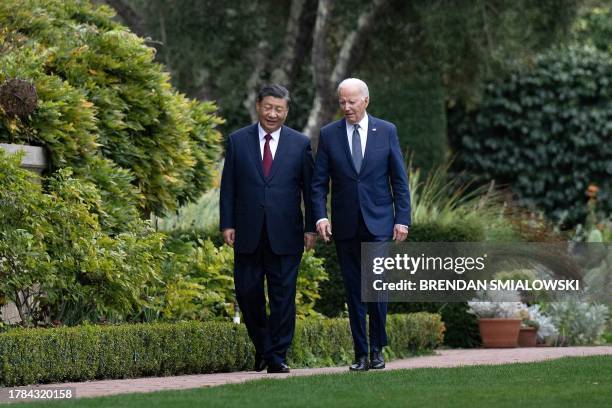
152, 233, 328, 322
0, 0, 223, 226
0, 150, 165, 326
0, 313, 444, 386
543, 299, 609, 346
448, 45, 612, 226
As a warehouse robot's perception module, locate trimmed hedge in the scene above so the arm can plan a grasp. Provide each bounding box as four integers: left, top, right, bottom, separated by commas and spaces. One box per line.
0, 313, 443, 386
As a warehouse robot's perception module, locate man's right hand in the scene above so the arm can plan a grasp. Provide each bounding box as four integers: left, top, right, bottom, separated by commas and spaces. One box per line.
223, 228, 236, 247
316, 220, 333, 242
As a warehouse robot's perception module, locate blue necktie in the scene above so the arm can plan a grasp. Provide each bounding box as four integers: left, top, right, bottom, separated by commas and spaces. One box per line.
351, 123, 362, 173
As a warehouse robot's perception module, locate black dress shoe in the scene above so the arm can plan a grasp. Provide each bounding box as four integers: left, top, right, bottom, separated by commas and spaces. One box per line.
370, 351, 385, 369
254, 354, 267, 372
349, 355, 369, 371
267, 362, 290, 373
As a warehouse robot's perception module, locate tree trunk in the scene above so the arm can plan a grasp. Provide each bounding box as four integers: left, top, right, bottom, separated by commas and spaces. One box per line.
303, 0, 388, 148
243, 41, 271, 122
270, 0, 318, 91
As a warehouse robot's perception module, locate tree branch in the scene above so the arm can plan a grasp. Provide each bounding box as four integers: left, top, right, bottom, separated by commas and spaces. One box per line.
301, 0, 335, 144
303, 0, 388, 145
331, 0, 387, 85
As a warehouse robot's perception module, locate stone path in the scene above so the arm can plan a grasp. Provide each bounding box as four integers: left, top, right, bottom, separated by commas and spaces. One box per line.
3, 346, 611, 400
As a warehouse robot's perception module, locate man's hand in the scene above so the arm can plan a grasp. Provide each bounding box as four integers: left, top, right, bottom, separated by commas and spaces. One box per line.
223, 228, 235, 247
316, 220, 333, 242
304, 233, 316, 251
393, 224, 409, 242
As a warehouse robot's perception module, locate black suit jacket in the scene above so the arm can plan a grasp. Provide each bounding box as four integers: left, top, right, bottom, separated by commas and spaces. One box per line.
220, 124, 315, 254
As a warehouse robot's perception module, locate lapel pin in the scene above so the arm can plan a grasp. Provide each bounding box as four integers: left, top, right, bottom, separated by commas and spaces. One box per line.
372, 128, 377, 131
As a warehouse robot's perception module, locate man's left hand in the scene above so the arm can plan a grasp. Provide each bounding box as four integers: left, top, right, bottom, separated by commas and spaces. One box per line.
304, 233, 317, 251
393, 224, 409, 242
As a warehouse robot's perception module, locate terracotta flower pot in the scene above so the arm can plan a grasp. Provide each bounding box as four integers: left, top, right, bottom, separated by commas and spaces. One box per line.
518, 327, 538, 347
478, 318, 521, 348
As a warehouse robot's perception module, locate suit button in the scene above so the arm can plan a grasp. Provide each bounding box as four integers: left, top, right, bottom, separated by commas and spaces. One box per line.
259, 204, 265, 209
357, 179, 360, 183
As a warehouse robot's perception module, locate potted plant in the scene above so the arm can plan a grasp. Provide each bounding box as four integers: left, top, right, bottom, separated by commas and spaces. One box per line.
468, 296, 526, 348
518, 319, 540, 347
527, 304, 559, 346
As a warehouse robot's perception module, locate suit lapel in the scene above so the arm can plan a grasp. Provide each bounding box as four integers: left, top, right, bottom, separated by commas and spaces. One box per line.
338, 119, 358, 176
248, 124, 265, 180
360, 114, 377, 174
267, 126, 288, 181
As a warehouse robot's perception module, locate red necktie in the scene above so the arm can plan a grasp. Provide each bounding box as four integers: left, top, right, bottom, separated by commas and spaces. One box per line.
263, 133, 273, 177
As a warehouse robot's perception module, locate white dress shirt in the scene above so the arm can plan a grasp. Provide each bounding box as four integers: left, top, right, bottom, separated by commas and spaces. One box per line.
346, 114, 368, 157
258, 123, 280, 159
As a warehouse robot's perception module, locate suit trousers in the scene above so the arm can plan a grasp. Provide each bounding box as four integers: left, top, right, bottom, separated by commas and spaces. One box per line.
335, 212, 390, 358
233, 219, 302, 366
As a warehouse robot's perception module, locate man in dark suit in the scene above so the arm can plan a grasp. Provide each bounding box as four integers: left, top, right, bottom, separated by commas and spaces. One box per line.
312, 78, 411, 371
220, 84, 315, 374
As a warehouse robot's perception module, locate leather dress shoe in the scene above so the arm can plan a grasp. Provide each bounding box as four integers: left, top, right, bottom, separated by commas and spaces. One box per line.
267, 362, 290, 373
370, 350, 385, 369
349, 355, 369, 371
254, 354, 267, 372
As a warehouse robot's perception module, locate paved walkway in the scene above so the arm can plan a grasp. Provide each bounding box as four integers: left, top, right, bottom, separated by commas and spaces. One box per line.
3, 346, 612, 399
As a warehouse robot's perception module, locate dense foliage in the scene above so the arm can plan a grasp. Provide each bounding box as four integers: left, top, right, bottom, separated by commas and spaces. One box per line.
0, 150, 326, 326
0, 0, 223, 225
156, 234, 328, 321
0, 150, 165, 326
448, 45, 612, 225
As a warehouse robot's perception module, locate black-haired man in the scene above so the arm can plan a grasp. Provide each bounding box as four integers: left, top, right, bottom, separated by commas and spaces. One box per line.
220, 84, 316, 373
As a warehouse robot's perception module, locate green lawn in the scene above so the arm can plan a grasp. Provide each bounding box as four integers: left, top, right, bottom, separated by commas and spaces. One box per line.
15, 356, 612, 408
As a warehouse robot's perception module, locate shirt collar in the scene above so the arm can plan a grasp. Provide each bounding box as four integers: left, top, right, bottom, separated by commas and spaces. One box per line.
346, 113, 368, 133
258, 123, 281, 141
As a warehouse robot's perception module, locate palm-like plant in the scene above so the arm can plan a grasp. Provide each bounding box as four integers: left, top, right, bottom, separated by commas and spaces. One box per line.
408, 161, 515, 241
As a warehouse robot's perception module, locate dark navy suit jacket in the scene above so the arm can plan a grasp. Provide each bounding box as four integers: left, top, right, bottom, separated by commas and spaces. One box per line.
220, 124, 315, 255
311, 115, 411, 240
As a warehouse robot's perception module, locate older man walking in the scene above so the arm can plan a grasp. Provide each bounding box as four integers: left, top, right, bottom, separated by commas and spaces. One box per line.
311, 78, 411, 371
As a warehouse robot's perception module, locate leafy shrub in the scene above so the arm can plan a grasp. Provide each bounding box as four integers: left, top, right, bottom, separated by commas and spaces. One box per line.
0, 313, 444, 386
543, 299, 609, 345
153, 238, 236, 322
0, 0, 223, 225
0, 150, 165, 326
152, 234, 328, 322
448, 45, 612, 226
528, 304, 559, 344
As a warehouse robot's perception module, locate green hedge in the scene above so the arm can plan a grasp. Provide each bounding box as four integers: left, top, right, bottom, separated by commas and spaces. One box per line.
448, 46, 612, 226
0, 313, 443, 386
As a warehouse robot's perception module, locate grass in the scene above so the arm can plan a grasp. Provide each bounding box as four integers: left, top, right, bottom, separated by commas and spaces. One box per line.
14, 355, 612, 407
